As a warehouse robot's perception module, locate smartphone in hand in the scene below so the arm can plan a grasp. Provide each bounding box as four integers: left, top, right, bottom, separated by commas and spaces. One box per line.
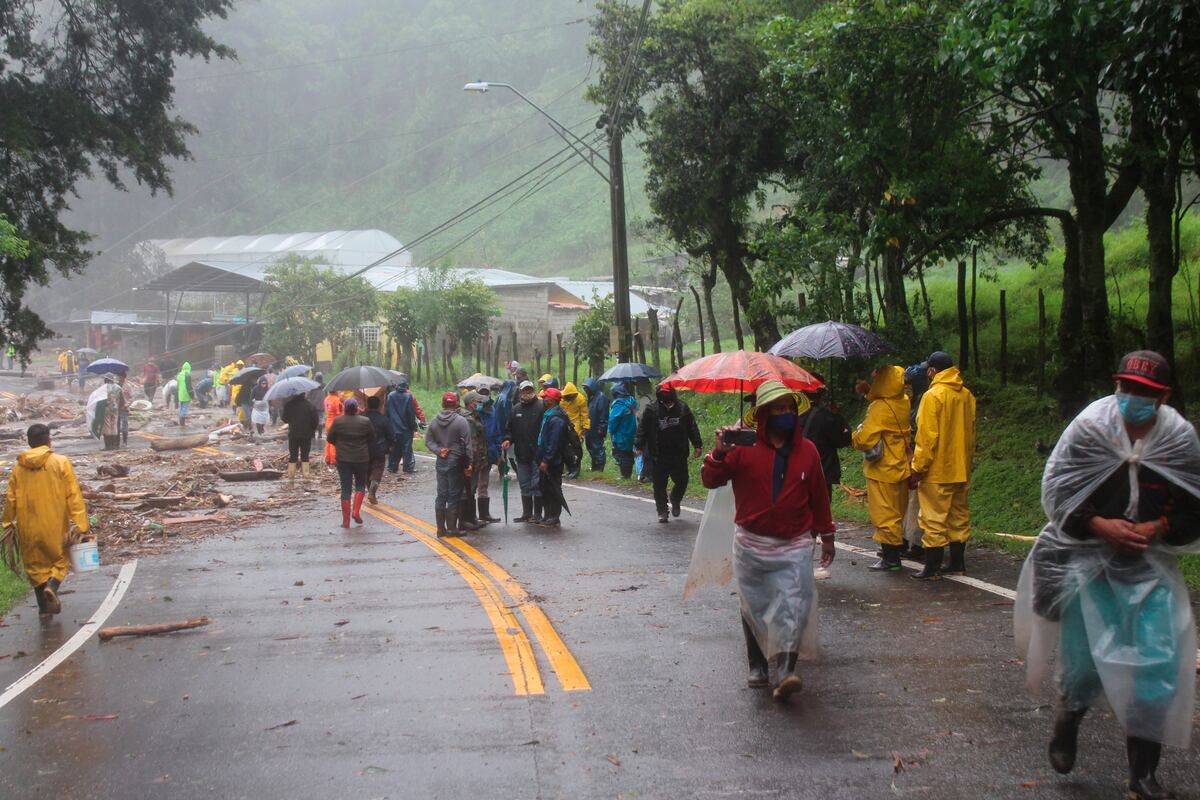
724, 428, 758, 447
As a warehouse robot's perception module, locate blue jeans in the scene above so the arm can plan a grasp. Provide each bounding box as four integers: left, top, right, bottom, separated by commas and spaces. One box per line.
336, 461, 368, 500
515, 459, 541, 498
388, 431, 415, 472
435, 458, 466, 511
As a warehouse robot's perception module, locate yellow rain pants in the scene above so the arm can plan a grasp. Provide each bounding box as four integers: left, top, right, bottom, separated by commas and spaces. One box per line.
867, 478, 909, 546
917, 481, 970, 548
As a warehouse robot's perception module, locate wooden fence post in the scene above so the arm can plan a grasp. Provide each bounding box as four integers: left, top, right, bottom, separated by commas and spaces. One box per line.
1037, 289, 1046, 398
557, 333, 565, 386
957, 260, 969, 371
999, 289, 1008, 387
534, 348, 542, 379
971, 246, 980, 372
690, 286, 706, 357
648, 308, 661, 373
572, 348, 579, 385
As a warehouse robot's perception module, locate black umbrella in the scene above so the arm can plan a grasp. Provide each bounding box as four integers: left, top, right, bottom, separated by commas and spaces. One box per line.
768, 321, 896, 360
325, 365, 395, 393
228, 367, 267, 386
539, 472, 572, 518
597, 362, 661, 382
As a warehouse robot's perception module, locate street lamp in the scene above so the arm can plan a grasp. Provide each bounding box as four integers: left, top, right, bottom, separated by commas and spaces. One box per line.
464, 80, 633, 362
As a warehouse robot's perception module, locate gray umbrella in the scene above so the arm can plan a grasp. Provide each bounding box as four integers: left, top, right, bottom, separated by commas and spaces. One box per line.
325, 365, 394, 392
768, 321, 896, 360
279, 364, 312, 380
265, 376, 319, 403
228, 366, 267, 386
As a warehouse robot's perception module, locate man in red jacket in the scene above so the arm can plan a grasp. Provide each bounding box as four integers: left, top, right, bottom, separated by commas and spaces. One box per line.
702, 380, 836, 701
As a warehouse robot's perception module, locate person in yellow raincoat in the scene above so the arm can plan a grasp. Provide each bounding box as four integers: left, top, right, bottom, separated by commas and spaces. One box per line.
324, 391, 344, 464
560, 382, 590, 478
910, 351, 976, 580
2, 424, 90, 617
851, 365, 911, 572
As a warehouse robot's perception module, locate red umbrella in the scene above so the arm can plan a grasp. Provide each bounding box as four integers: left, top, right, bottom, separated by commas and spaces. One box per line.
663, 350, 824, 393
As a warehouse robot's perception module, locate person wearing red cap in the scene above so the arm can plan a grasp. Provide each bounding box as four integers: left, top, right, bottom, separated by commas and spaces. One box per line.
426, 391, 472, 535
1016, 350, 1200, 800
535, 387, 570, 527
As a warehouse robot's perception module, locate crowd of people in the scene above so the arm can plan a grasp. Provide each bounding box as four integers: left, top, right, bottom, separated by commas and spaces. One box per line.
5, 345, 1197, 798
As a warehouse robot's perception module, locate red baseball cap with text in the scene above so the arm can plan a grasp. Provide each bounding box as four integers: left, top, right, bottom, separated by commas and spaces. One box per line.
1113, 350, 1171, 391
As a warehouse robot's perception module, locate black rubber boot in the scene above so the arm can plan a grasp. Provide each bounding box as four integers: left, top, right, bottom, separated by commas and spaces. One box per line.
1127, 737, 1175, 800
943, 541, 967, 576
910, 546, 944, 580
869, 543, 903, 572
1047, 700, 1087, 774
478, 498, 500, 523
458, 499, 481, 531
743, 619, 768, 688
42, 577, 62, 615
909, 544, 926, 563
772, 652, 802, 701
435, 507, 447, 537
444, 507, 460, 536
34, 583, 49, 615
531, 498, 544, 523
514, 496, 533, 522
618, 463, 633, 479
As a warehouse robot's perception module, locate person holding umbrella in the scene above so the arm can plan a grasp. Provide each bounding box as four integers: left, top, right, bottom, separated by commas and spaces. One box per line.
280, 386, 319, 486
326, 397, 374, 528
385, 377, 419, 474
583, 379, 609, 472
798, 378, 852, 503
608, 382, 639, 479
535, 387, 570, 528
503, 381, 545, 523
427, 391, 472, 536
308, 372, 327, 440
851, 366, 912, 572
636, 383, 702, 523
476, 388, 503, 524
702, 380, 836, 701
323, 390, 343, 465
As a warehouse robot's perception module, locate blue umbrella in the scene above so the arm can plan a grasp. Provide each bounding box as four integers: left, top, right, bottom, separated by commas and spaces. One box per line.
264, 376, 319, 403
85, 357, 128, 375
279, 364, 312, 380
597, 362, 661, 382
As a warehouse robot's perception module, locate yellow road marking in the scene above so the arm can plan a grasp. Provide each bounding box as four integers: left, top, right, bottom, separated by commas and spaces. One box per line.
0, 391, 17, 400
364, 506, 545, 696
377, 503, 591, 693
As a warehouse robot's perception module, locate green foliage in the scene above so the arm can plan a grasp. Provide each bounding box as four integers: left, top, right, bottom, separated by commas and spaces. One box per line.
0, 0, 234, 359
0, 567, 26, 616
442, 280, 501, 354
571, 292, 616, 374
259, 255, 379, 364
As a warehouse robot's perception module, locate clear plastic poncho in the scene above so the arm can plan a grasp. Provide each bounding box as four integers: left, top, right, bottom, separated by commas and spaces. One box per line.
1014, 396, 1200, 748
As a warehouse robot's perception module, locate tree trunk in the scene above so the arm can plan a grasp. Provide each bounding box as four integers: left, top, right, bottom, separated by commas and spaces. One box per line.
689, 285, 706, 357
882, 247, 914, 336
702, 271, 721, 353
970, 247, 979, 372
915, 259, 934, 333
647, 307, 661, 372
1055, 216, 1089, 416
729, 276, 745, 351
1143, 140, 1183, 409
956, 260, 969, 371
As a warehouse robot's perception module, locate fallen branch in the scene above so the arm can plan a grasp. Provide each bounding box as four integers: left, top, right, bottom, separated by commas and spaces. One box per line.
150, 433, 211, 451
219, 470, 283, 482
136, 496, 188, 510
84, 490, 153, 501
98, 616, 211, 642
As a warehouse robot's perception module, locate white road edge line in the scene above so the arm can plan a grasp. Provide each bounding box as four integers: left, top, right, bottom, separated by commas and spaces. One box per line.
0, 560, 138, 710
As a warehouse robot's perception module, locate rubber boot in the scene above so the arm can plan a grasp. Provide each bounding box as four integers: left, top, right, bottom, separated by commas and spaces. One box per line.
287, 463, 296, 486
514, 496, 533, 522
910, 546, 944, 580
458, 499, 481, 531
352, 492, 365, 525
340, 499, 351, 529
367, 480, 379, 505
1126, 737, 1175, 800
869, 543, 903, 572
531, 497, 544, 523
773, 652, 802, 701
436, 507, 447, 537
479, 498, 500, 523
301, 462, 311, 484
743, 619, 768, 688
41, 578, 62, 615
445, 507, 460, 536
34, 583, 49, 615
1047, 700, 1087, 774
943, 541, 967, 576
909, 543, 926, 563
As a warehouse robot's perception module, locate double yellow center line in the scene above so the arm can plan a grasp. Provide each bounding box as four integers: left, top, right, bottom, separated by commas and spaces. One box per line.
366, 501, 591, 697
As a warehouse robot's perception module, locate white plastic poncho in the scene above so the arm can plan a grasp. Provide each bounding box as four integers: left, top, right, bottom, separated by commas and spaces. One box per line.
683, 485, 736, 600
251, 399, 270, 426
85, 384, 108, 437
1014, 396, 1200, 748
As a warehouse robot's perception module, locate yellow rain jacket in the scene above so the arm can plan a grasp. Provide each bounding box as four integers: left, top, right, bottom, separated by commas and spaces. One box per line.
911, 366, 976, 484
217, 362, 238, 386
2, 446, 89, 585
851, 365, 912, 483
561, 382, 590, 438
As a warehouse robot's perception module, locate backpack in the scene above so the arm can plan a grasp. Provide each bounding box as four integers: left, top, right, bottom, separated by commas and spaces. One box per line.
557, 409, 584, 469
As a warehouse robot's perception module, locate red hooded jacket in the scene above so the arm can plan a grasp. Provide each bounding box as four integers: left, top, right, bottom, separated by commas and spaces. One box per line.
701, 413, 835, 540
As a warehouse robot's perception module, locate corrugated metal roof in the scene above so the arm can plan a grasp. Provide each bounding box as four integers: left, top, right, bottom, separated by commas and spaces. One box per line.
147, 229, 413, 269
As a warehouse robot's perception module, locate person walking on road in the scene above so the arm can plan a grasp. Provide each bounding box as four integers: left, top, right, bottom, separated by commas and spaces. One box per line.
141, 358, 160, 404
308, 372, 326, 440
457, 392, 488, 530
477, 389, 503, 523
502, 381, 544, 523
910, 351, 976, 580
560, 382, 589, 479
1, 424, 90, 618
281, 390, 318, 486
1015, 350, 1200, 800
583, 378, 609, 472
702, 380, 835, 701
250, 376, 271, 435
385, 378, 419, 474
851, 365, 912, 572
323, 390, 343, 465
99, 374, 123, 450
427, 392, 472, 536
798, 379, 852, 503
326, 397, 374, 528
608, 382, 638, 479
363, 395, 394, 505
636, 383, 702, 523
175, 362, 193, 429
535, 387, 570, 528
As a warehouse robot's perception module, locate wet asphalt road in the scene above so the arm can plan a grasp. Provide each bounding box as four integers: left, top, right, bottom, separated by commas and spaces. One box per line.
1, 391, 1199, 798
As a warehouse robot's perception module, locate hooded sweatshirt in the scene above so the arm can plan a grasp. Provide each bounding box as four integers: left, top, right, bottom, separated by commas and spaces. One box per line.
176, 362, 193, 403
635, 388, 701, 463
560, 381, 590, 438
851, 365, 912, 483
426, 408, 471, 464
912, 366, 976, 483
583, 378, 609, 439
2, 446, 90, 584
504, 395, 545, 463
607, 383, 638, 451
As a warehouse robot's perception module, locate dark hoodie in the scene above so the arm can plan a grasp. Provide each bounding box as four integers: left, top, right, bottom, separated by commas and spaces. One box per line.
504, 394, 545, 463
583, 378, 609, 439
425, 408, 471, 463
636, 387, 701, 462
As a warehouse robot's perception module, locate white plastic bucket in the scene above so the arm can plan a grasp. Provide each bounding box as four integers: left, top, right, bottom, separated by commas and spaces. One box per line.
69, 540, 100, 573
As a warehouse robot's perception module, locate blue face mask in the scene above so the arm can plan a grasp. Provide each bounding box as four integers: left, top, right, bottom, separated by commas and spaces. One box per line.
767, 413, 797, 434
1116, 392, 1158, 425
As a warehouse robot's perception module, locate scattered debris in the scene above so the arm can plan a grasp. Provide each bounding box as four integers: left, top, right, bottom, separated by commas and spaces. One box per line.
264, 719, 298, 731
98, 616, 212, 642
219, 469, 283, 482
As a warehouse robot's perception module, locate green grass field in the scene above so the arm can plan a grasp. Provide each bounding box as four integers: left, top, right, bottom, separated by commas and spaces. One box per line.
0, 569, 27, 617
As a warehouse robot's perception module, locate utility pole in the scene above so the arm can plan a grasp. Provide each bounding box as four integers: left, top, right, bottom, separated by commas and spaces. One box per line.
608, 127, 632, 363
